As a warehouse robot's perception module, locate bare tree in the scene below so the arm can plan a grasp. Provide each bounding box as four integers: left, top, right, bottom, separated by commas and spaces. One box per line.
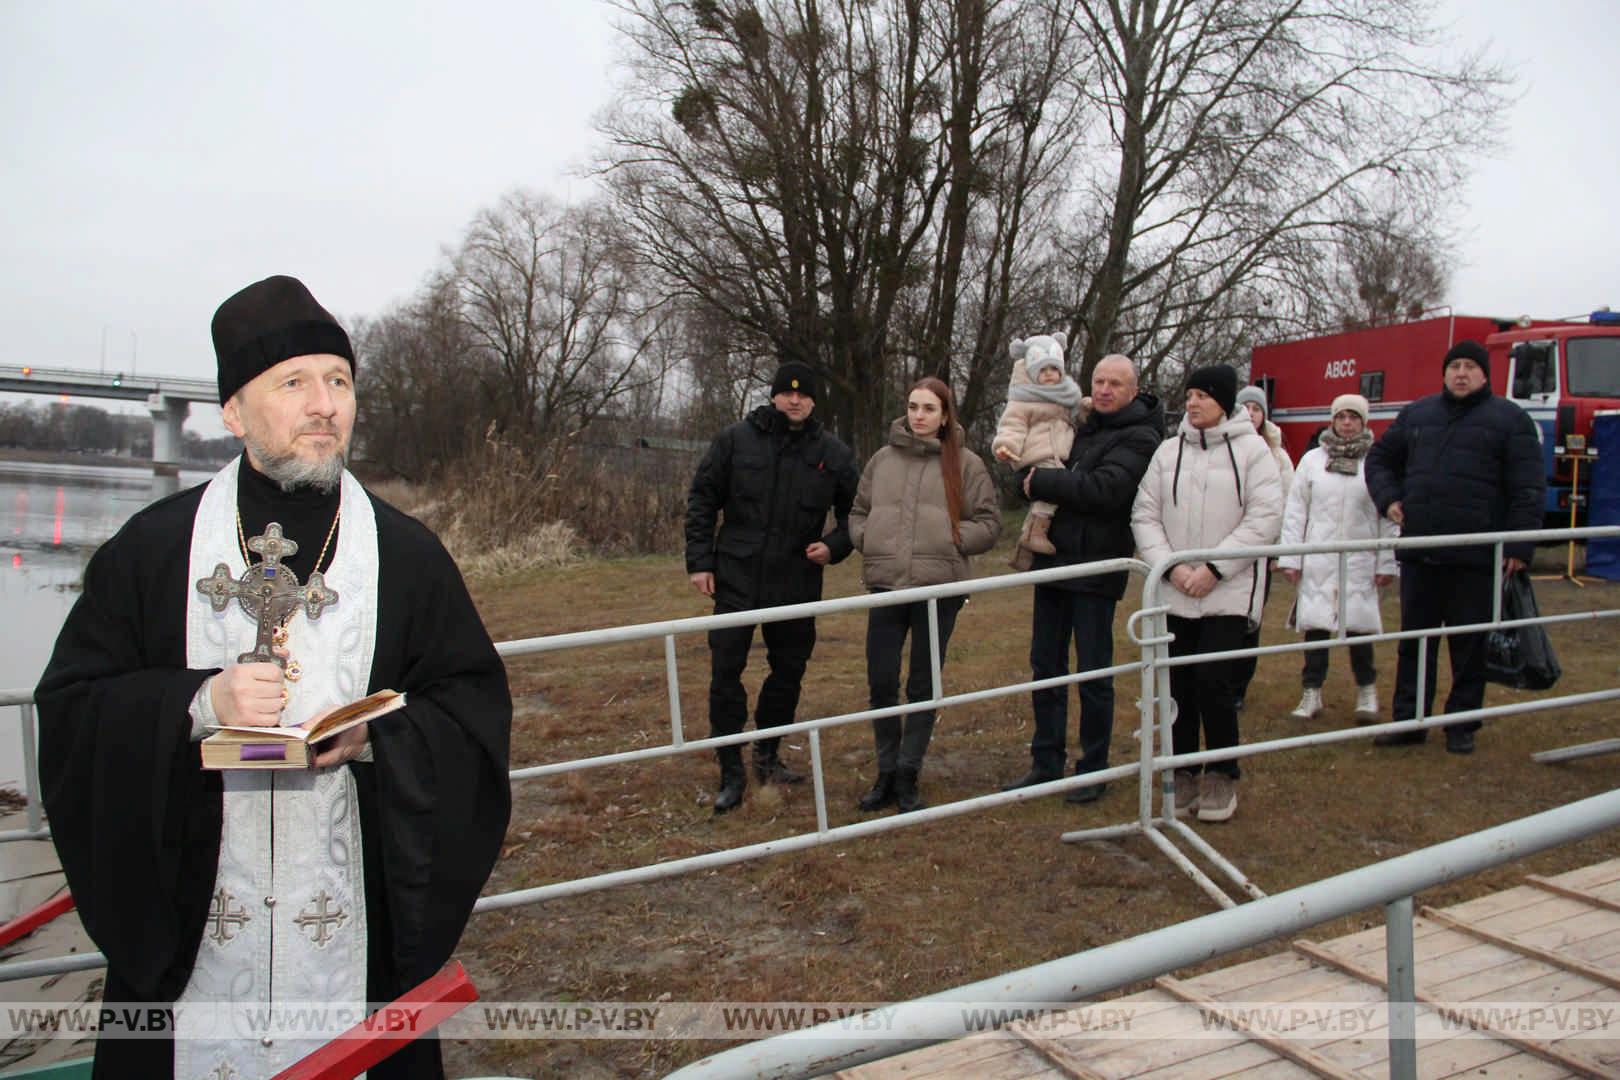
1324, 210, 1450, 329
451, 190, 677, 447
1058, 0, 1509, 385
352, 277, 488, 481
601, 0, 1080, 455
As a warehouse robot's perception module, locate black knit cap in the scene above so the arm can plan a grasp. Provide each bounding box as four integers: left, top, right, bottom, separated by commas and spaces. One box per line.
211, 275, 355, 404
770, 360, 819, 401
1186, 363, 1238, 418
1444, 339, 1490, 377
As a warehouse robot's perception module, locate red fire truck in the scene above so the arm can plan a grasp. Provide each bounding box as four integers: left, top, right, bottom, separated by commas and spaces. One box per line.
1249, 310, 1620, 522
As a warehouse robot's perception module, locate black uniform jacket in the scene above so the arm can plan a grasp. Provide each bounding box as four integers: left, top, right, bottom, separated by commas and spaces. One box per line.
684, 405, 859, 611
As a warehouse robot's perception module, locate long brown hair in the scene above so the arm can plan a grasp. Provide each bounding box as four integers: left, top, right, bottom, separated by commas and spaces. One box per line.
912, 376, 964, 546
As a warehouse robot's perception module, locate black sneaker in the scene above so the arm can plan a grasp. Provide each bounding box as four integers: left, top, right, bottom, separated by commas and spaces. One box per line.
1064, 783, 1106, 805
1445, 728, 1476, 755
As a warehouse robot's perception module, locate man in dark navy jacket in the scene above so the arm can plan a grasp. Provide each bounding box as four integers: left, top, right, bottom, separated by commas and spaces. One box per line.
1001, 354, 1164, 800
685, 361, 859, 812
1364, 339, 1545, 753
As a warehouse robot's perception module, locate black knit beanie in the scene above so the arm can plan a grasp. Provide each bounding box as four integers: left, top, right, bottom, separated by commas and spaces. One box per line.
1186, 363, 1238, 418
1444, 339, 1490, 378
212, 275, 355, 404
770, 360, 819, 401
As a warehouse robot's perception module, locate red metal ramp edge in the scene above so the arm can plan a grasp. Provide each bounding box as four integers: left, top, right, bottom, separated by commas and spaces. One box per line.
0, 892, 74, 950
271, 961, 478, 1080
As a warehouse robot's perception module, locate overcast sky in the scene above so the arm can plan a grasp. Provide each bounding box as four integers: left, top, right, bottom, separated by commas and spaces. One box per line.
2, 1, 1615, 435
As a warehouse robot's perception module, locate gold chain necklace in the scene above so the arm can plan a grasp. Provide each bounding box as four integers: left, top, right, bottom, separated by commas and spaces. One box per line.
236, 506, 341, 580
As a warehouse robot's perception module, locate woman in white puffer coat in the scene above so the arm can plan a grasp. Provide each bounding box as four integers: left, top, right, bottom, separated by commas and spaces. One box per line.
1132, 365, 1283, 824
1277, 393, 1397, 724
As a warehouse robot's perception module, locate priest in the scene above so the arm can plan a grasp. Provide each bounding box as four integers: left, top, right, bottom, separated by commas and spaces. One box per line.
35, 275, 512, 1079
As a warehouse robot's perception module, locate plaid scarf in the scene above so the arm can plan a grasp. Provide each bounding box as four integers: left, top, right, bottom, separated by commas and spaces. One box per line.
1319, 428, 1373, 475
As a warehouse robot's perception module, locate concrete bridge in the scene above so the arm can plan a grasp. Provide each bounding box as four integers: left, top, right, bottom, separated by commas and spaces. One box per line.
0, 364, 217, 489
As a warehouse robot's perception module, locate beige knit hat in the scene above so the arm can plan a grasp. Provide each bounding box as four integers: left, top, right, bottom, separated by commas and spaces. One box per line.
1330, 393, 1370, 423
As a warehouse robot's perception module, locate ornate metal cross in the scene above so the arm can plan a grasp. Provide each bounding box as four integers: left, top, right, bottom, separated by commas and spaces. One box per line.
294, 889, 348, 948
195, 522, 340, 668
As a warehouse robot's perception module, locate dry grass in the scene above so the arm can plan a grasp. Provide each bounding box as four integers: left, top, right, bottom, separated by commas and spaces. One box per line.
364, 434, 694, 573
447, 540, 1620, 1079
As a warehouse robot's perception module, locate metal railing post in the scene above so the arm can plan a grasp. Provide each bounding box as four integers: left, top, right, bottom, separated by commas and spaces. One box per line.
663, 635, 685, 746
1386, 895, 1418, 1080
926, 598, 942, 703
19, 704, 40, 835
809, 730, 829, 835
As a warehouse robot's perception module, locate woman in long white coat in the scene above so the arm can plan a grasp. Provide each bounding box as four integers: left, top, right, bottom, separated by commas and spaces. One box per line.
1277, 394, 1397, 723
1132, 365, 1283, 824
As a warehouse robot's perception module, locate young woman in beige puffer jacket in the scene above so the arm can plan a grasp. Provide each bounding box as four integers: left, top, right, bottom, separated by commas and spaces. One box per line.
849, 377, 1001, 813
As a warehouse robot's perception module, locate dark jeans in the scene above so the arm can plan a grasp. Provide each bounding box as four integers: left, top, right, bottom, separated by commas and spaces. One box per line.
1392, 564, 1492, 733
1167, 614, 1248, 779
1301, 629, 1377, 688
708, 614, 818, 759
866, 594, 965, 773
1029, 587, 1118, 778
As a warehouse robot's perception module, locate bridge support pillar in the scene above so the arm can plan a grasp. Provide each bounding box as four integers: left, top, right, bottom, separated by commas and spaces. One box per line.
147, 394, 190, 497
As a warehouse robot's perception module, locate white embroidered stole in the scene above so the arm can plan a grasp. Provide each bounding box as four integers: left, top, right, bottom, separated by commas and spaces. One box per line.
176, 458, 377, 1079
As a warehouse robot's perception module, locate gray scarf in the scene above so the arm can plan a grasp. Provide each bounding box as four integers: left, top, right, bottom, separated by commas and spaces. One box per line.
1009, 375, 1082, 408
1319, 428, 1373, 475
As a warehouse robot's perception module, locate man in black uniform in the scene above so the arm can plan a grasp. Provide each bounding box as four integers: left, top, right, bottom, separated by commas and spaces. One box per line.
685, 361, 859, 813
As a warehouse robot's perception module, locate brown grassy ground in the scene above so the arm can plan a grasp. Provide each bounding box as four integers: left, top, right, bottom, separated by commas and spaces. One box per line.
447, 538, 1620, 1079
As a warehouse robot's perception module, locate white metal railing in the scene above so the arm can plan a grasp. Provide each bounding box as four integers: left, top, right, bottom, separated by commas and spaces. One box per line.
1, 527, 1616, 989
1089, 524, 1620, 909
665, 788, 1620, 1080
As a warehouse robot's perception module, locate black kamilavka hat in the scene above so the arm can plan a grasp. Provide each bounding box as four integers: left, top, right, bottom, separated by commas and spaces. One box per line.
211, 275, 354, 404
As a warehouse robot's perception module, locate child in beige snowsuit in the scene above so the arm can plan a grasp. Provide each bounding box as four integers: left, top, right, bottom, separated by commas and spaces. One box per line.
993, 332, 1086, 565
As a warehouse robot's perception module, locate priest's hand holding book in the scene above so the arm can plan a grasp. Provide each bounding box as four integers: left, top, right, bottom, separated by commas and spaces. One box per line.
200, 654, 405, 771
207, 649, 373, 764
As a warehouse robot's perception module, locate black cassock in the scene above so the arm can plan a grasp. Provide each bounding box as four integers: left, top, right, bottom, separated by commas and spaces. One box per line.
35, 459, 512, 1079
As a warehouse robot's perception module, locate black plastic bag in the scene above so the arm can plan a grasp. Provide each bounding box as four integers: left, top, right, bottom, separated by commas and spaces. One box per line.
1484, 571, 1561, 690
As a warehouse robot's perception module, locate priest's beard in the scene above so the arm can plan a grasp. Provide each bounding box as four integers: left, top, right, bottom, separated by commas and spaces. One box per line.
244, 432, 346, 493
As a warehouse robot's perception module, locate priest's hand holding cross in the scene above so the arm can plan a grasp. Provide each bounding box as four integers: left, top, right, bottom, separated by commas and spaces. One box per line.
209, 660, 286, 727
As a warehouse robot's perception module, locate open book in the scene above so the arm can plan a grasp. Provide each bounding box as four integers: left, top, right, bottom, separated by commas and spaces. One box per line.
201, 689, 406, 770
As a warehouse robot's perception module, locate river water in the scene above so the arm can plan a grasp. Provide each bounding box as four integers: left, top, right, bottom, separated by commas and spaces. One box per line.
0, 459, 214, 790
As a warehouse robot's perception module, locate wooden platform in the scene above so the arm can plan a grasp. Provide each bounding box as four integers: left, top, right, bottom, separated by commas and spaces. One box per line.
832, 860, 1620, 1079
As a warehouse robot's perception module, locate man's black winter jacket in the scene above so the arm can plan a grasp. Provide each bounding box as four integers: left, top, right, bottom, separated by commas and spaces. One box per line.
1364, 385, 1545, 566
1026, 392, 1165, 599
685, 405, 859, 611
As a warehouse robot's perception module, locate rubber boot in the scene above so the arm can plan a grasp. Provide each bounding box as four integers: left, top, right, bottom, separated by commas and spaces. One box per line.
753, 745, 805, 785
894, 767, 926, 813
713, 748, 747, 814
858, 772, 896, 812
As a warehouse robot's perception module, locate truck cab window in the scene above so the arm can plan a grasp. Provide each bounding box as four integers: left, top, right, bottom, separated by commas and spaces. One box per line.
1510, 341, 1556, 398
1359, 371, 1384, 401
1566, 337, 1620, 397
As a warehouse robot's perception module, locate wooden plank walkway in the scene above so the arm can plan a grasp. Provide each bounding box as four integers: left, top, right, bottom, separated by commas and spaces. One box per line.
832, 859, 1620, 1079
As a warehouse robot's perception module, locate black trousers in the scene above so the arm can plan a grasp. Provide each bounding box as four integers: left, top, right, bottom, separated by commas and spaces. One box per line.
1235, 564, 1273, 698
708, 614, 818, 759
1029, 587, 1118, 778
1392, 563, 1492, 733
866, 594, 965, 773
1301, 629, 1378, 688
1167, 614, 1248, 779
